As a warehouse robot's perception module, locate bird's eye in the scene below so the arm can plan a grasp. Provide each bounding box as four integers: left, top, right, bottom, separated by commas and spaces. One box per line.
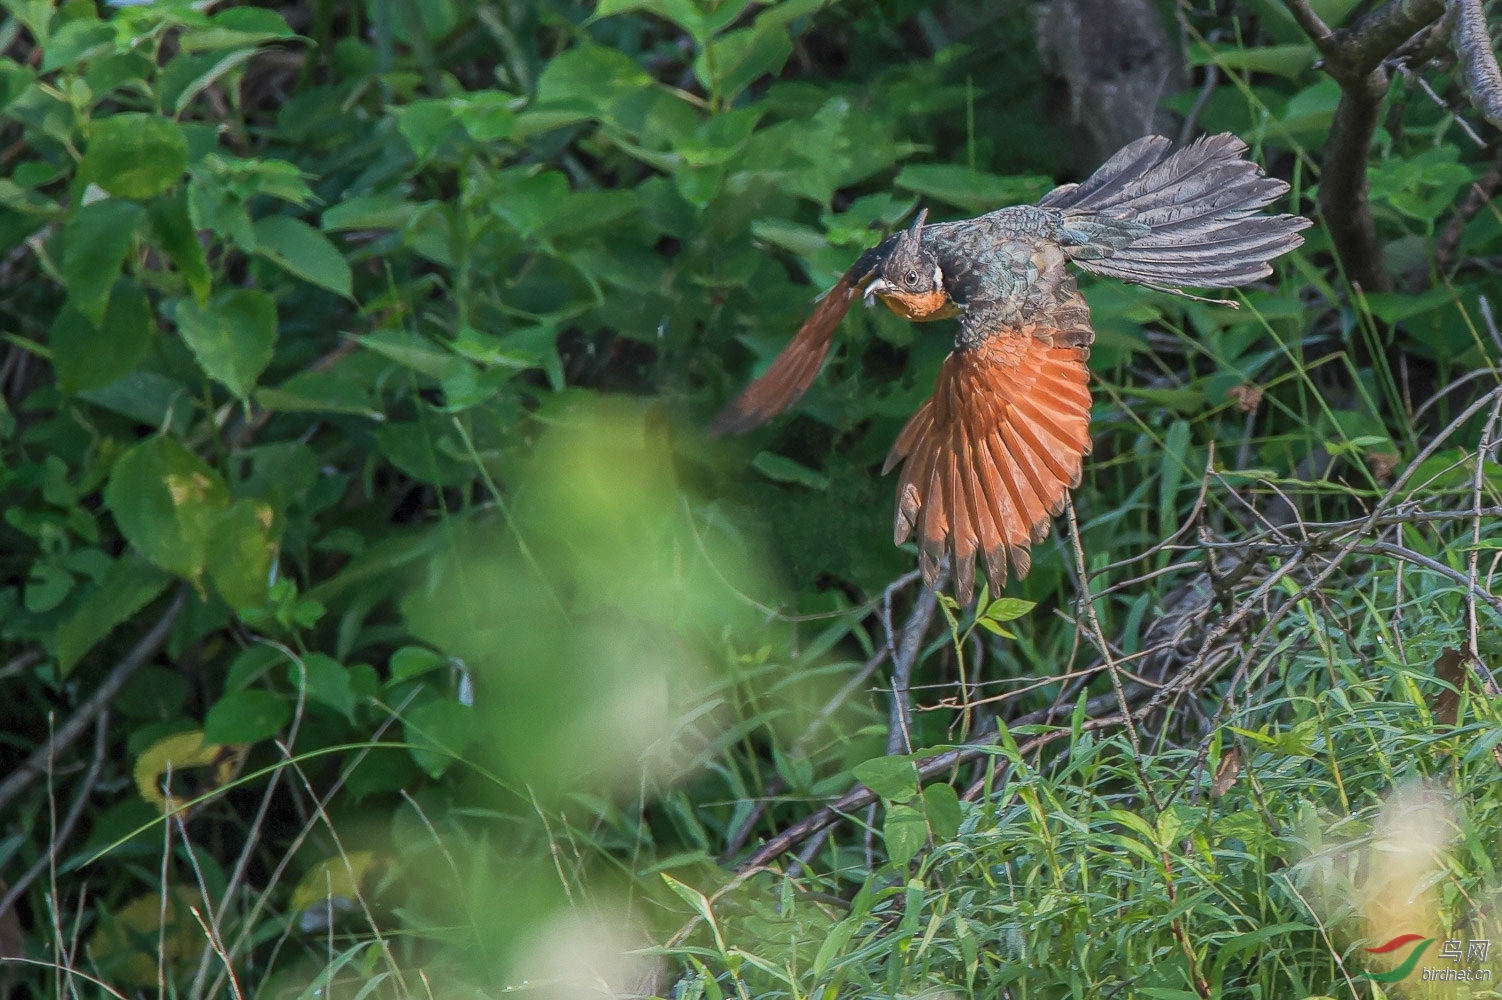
906, 270, 919, 285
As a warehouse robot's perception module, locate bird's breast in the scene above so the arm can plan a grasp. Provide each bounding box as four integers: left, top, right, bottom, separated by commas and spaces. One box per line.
876, 287, 961, 322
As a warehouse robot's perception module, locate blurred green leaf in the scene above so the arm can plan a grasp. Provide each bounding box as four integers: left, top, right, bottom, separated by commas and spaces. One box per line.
81, 114, 188, 200
51, 282, 153, 394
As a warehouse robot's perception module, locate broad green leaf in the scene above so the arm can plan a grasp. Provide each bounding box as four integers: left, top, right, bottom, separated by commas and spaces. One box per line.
533, 45, 652, 115
56, 554, 172, 674
40, 19, 115, 72
1190, 42, 1315, 79
921, 782, 963, 842
894, 164, 1051, 214
883, 802, 927, 867
205, 498, 275, 608
853, 754, 918, 803
404, 698, 472, 778
252, 215, 352, 297
104, 436, 230, 579
983, 597, 1035, 623
256, 372, 381, 418
322, 194, 414, 231
204, 689, 290, 744
751, 451, 829, 490
51, 282, 153, 394
694, 25, 792, 103
179, 7, 296, 52
174, 289, 277, 398
297, 654, 357, 721
63, 198, 141, 324
388, 646, 445, 685
148, 195, 212, 305
81, 114, 189, 200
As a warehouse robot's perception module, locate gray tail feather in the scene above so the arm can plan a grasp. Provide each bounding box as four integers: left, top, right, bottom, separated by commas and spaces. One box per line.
1039, 133, 1311, 289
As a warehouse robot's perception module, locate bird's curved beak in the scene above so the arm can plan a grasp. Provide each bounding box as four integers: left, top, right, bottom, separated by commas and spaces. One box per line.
862, 277, 889, 306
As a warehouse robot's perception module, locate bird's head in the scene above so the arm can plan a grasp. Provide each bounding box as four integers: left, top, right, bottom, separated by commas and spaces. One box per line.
862, 209, 954, 322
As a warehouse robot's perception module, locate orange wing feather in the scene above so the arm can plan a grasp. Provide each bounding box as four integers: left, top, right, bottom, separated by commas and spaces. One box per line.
709, 270, 863, 436
882, 326, 1093, 605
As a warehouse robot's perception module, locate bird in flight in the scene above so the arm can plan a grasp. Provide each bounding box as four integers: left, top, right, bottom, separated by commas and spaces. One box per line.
712, 133, 1310, 605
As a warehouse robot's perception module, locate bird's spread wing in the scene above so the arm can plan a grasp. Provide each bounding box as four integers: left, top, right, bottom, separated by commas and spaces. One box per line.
883, 290, 1094, 604
710, 262, 878, 436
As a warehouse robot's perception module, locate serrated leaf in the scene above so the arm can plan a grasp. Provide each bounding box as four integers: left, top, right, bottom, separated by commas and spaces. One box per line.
175, 289, 277, 398
148, 195, 212, 305
63, 199, 141, 324
81, 114, 188, 200
252, 215, 352, 298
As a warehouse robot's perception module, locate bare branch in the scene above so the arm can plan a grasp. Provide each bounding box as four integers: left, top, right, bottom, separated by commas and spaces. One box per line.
1452, 0, 1502, 130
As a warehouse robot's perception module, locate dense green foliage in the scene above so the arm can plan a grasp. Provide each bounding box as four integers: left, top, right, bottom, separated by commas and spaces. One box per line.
2, 0, 1502, 997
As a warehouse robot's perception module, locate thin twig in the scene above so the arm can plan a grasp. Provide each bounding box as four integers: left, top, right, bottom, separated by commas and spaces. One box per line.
0, 712, 109, 919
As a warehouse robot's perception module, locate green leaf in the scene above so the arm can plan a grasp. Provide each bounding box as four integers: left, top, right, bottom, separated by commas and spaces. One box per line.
388, 646, 445, 685
104, 436, 230, 579
51, 282, 153, 394
1159, 419, 1191, 532
204, 689, 290, 744
1189, 41, 1315, 79
984, 596, 1035, 622
205, 499, 275, 608
148, 195, 212, 305
694, 25, 792, 104
894, 164, 1052, 214
81, 114, 189, 200
179, 7, 296, 52
853, 754, 918, 803
297, 653, 357, 722
63, 199, 142, 324
57, 555, 172, 675
404, 698, 473, 778
921, 782, 963, 842
174, 289, 277, 398
883, 802, 927, 867
322, 194, 414, 232
751, 451, 830, 490
40, 19, 116, 72
252, 215, 352, 297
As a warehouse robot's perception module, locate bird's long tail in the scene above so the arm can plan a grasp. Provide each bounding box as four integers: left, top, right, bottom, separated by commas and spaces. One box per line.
1038, 132, 1310, 289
